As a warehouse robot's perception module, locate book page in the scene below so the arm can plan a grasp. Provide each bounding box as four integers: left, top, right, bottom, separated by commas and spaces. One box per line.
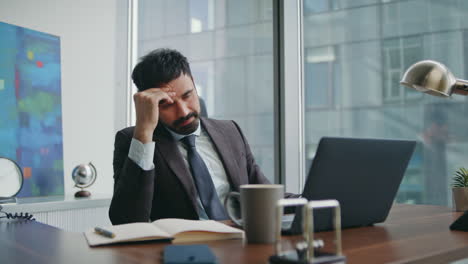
85, 222, 172, 246
152, 218, 243, 236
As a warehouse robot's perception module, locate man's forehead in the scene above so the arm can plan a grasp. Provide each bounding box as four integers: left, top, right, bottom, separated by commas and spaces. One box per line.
165, 75, 195, 94
168, 85, 194, 96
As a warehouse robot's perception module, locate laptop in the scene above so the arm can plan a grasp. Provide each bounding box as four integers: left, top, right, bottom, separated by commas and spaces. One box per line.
284, 137, 416, 234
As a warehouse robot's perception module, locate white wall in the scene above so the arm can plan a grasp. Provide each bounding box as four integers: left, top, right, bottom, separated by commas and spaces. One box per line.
0, 0, 128, 196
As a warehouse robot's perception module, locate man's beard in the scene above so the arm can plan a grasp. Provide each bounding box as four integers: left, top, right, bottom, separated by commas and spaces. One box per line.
169, 111, 200, 135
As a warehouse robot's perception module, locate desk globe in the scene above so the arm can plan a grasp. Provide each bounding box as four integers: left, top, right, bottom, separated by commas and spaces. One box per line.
72, 162, 97, 198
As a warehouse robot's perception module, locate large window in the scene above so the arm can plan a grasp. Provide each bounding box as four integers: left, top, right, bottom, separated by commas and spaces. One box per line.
303, 0, 468, 206
136, 0, 277, 182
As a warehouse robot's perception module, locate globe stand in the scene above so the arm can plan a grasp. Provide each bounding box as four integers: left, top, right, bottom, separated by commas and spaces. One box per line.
72, 162, 97, 199
74, 189, 91, 198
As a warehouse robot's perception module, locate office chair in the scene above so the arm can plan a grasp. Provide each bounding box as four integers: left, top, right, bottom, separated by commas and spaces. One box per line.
199, 97, 208, 118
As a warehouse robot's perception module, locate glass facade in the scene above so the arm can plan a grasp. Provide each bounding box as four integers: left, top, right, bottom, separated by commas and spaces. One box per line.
137, 0, 277, 182
303, 0, 468, 206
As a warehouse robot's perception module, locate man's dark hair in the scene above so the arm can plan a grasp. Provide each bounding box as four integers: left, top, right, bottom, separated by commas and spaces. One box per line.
132, 48, 192, 91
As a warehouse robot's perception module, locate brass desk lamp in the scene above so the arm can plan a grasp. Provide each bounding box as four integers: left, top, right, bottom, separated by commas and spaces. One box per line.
401, 60, 468, 232
400, 60, 468, 97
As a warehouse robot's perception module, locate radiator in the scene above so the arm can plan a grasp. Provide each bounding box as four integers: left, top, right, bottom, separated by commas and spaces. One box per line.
33, 207, 111, 232
2, 195, 112, 232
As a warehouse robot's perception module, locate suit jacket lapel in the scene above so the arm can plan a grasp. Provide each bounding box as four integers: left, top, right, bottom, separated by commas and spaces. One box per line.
201, 118, 241, 190
153, 125, 199, 211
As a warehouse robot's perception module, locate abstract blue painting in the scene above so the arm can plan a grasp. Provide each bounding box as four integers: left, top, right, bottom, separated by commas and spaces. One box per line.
0, 21, 63, 197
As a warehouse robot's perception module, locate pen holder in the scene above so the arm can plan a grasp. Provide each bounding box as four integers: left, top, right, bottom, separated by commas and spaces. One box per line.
269, 199, 346, 264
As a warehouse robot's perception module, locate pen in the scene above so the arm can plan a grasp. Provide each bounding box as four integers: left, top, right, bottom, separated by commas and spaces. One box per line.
94, 227, 115, 238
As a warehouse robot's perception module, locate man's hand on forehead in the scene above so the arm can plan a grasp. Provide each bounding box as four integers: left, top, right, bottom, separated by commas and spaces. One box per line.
142, 87, 176, 105
133, 86, 177, 143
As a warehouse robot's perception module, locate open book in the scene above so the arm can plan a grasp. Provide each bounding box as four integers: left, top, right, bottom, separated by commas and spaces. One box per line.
84, 218, 244, 246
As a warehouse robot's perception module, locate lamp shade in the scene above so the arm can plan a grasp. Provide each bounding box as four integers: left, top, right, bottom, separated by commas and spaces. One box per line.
400, 60, 468, 97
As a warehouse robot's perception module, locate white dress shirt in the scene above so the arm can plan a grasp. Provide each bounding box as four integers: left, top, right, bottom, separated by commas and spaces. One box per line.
127, 124, 231, 220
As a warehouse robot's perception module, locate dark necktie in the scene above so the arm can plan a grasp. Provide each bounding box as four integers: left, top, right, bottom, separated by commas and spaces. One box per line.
181, 135, 228, 220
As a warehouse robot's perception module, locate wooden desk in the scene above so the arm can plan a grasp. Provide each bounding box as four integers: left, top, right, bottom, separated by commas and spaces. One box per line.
1, 204, 468, 264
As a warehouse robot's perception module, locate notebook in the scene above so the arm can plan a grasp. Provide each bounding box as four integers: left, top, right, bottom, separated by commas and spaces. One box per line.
287, 137, 416, 234
84, 218, 244, 246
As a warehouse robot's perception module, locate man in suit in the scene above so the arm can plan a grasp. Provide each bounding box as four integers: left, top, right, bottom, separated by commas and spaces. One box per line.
109, 49, 293, 225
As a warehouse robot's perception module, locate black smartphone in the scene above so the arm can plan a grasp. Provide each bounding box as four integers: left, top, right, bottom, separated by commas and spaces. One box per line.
163, 244, 217, 264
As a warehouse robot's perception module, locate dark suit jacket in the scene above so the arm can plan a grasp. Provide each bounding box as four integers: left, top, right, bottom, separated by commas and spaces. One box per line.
109, 117, 277, 225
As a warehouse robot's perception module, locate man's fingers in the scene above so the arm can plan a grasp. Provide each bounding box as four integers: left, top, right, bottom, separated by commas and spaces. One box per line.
158, 92, 174, 105
145, 86, 173, 93
142, 88, 176, 99
135, 88, 176, 99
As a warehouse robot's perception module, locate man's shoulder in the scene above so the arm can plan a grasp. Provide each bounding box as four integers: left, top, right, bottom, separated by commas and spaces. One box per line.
201, 117, 245, 139
116, 126, 136, 138
201, 117, 237, 128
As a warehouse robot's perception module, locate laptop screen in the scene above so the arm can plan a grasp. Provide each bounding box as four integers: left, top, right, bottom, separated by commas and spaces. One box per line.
289, 137, 416, 234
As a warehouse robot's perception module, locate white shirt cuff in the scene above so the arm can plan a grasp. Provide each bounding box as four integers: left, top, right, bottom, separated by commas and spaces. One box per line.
128, 138, 155, 171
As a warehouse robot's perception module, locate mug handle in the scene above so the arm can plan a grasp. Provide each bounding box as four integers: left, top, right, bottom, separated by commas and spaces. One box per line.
224, 191, 242, 226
